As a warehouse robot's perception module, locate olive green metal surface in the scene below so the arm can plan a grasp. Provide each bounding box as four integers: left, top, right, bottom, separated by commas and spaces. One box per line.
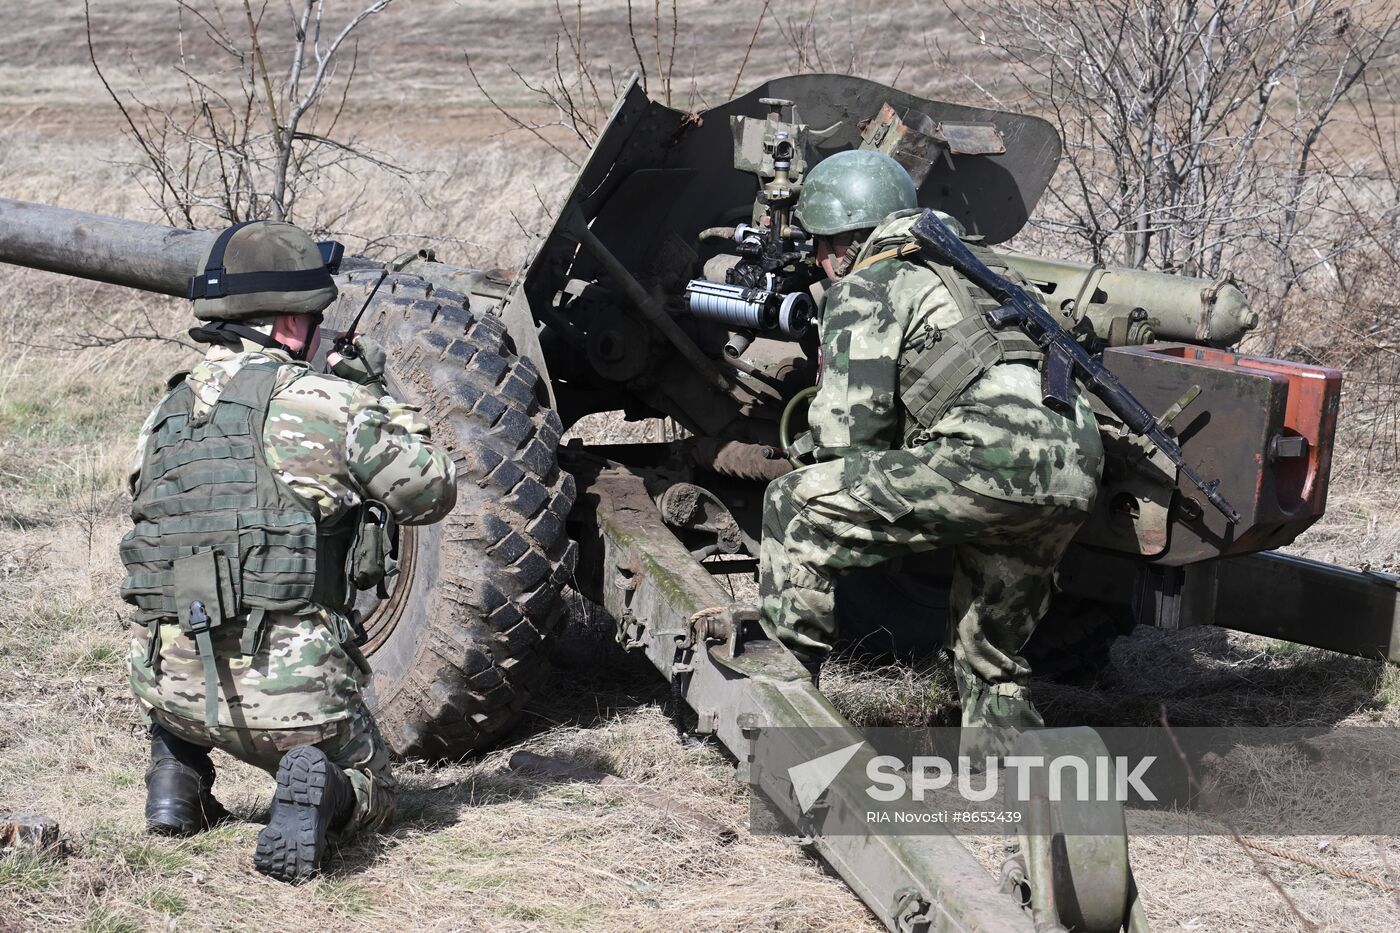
573, 459, 1036, 932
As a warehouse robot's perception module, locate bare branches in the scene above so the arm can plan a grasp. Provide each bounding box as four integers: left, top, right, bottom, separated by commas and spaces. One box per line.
953, 0, 1400, 345
948, 1, 1400, 474
13, 305, 200, 354
468, 0, 686, 160
85, 0, 399, 229
465, 54, 585, 169
730, 1, 772, 99
625, 2, 649, 94
776, 0, 897, 79
84, 1, 196, 229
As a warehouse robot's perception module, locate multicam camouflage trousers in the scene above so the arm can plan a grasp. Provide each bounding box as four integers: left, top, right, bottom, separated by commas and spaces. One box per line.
144, 699, 396, 840
131, 612, 396, 840
758, 447, 1091, 753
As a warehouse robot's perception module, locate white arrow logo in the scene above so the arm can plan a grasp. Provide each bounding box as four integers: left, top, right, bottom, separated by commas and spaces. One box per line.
788, 741, 865, 813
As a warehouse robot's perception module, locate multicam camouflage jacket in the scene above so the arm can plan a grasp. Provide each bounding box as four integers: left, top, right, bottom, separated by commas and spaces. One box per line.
809, 212, 1102, 509
126, 342, 456, 729
127, 344, 455, 525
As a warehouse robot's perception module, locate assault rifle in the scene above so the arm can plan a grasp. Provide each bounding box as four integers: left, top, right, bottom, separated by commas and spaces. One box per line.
909, 209, 1241, 525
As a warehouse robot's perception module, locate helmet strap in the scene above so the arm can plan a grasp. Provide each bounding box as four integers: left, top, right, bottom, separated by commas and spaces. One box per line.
188, 320, 309, 360
186, 220, 336, 300
831, 230, 871, 278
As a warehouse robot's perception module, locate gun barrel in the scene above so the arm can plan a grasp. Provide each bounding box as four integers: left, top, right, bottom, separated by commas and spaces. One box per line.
1002, 253, 1257, 347
0, 198, 215, 297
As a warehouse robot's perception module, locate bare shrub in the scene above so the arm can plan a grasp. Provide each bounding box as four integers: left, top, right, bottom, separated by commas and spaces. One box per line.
949, 1, 1400, 346
463, 1, 912, 169
63, 0, 407, 352
949, 0, 1400, 477
464, 0, 697, 167
775, 0, 909, 83
84, 0, 402, 230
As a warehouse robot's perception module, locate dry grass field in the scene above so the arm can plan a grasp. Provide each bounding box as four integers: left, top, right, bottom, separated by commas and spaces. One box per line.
2, 2, 1400, 931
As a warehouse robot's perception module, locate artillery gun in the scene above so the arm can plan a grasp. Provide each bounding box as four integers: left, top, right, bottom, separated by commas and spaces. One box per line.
3, 74, 1397, 932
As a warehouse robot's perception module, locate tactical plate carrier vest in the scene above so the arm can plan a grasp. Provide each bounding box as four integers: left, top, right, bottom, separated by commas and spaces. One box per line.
852, 238, 1045, 434
120, 358, 354, 726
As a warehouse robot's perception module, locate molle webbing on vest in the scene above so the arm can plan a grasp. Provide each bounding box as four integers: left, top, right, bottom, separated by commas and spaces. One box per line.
120, 360, 326, 629
899, 314, 1043, 430
896, 243, 1045, 429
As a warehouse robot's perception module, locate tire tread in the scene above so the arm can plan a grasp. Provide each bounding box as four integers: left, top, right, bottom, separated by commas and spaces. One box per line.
326, 270, 575, 759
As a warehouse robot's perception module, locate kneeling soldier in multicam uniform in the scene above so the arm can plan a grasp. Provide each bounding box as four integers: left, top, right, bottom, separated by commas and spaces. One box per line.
759, 151, 1104, 760
120, 220, 456, 880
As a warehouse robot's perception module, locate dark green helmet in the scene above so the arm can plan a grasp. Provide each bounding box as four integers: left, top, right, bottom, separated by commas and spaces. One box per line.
794, 150, 919, 236
188, 220, 338, 321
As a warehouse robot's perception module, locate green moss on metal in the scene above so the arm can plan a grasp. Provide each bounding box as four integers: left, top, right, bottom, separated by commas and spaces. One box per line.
597, 511, 728, 615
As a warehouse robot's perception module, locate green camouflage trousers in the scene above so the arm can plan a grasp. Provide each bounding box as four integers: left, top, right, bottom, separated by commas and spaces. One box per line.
758, 447, 1091, 750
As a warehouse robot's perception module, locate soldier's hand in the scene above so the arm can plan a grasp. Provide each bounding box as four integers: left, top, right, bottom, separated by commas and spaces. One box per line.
329, 336, 388, 389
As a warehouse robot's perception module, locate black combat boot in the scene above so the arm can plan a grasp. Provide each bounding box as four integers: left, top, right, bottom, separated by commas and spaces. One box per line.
253, 746, 356, 883
145, 725, 231, 836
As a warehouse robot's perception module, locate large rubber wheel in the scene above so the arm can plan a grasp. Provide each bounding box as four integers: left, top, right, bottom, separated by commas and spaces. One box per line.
322, 269, 577, 759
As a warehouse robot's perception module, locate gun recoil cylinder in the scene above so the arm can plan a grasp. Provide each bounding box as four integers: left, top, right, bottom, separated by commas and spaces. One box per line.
683, 279, 814, 339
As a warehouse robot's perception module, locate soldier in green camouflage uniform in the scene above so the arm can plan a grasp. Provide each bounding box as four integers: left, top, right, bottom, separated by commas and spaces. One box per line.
758, 152, 1103, 757
122, 220, 456, 880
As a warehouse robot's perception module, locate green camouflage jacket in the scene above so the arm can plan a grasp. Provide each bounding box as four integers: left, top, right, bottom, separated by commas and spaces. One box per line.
810, 212, 1102, 509
127, 342, 456, 729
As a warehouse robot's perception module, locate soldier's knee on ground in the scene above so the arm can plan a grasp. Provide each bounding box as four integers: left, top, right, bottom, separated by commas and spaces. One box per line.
316, 707, 397, 839
254, 746, 357, 883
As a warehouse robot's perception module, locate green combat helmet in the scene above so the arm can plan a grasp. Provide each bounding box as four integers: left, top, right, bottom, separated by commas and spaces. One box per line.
794, 150, 919, 236
187, 220, 338, 321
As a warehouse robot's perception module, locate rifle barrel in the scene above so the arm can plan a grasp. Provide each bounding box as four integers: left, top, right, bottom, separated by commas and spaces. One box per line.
909, 209, 1240, 524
